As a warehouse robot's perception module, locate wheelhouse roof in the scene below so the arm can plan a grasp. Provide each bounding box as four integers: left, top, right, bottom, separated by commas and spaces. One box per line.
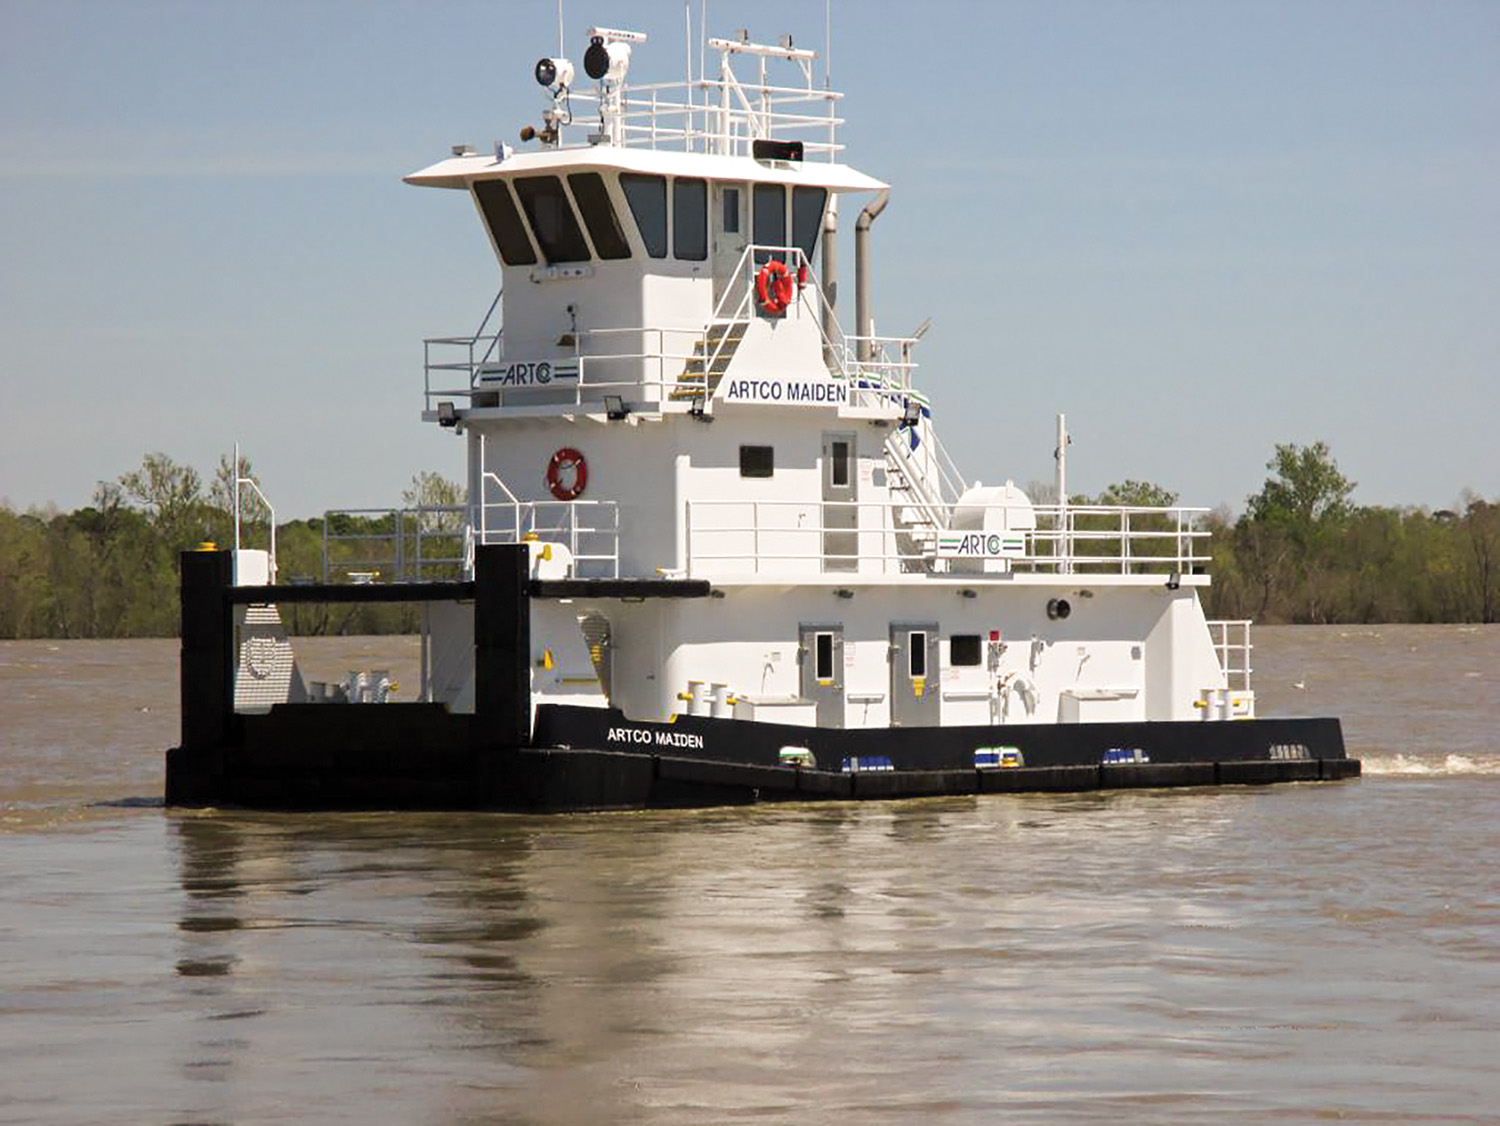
404, 145, 886, 193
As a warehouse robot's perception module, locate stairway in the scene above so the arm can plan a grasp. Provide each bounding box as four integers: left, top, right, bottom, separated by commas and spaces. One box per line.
671, 320, 748, 402
884, 429, 950, 573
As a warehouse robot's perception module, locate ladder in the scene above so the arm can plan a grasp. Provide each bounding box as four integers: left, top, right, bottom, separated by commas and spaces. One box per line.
671, 319, 748, 402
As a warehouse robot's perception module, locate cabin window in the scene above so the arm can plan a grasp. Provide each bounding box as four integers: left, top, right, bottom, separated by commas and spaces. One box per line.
620, 173, 667, 258
722, 186, 741, 233
739, 445, 774, 478
513, 175, 590, 263
950, 635, 982, 667
753, 183, 786, 262
908, 632, 928, 678
473, 180, 537, 266
673, 177, 708, 260
814, 632, 835, 682
829, 440, 851, 488
792, 186, 827, 262
567, 173, 631, 260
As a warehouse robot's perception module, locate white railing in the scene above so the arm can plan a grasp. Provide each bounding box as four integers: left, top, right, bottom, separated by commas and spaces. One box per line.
475, 471, 619, 578
550, 35, 842, 159
421, 245, 941, 424
685, 499, 1211, 578
425, 324, 705, 412
1028, 505, 1210, 573
423, 287, 503, 408
321, 506, 468, 583
1207, 620, 1254, 692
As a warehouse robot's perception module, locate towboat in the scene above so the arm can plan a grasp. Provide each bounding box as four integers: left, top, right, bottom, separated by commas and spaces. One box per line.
166, 23, 1356, 810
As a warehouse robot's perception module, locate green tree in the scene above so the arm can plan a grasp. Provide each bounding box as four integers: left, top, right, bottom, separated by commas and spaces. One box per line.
1096, 480, 1179, 508
1246, 441, 1355, 529
1461, 493, 1500, 623
120, 452, 203, 532
208, 450, 272, 540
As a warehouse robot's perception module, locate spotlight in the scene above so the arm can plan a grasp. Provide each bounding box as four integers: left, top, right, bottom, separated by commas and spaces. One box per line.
584, 36, 632, 82
1166, 570, 1181, 591
833, 588, 854, 600
603, 395, 629, 421
534, 57, 574, 89
1046, 598, 1071, 621
436, 400, 459, 428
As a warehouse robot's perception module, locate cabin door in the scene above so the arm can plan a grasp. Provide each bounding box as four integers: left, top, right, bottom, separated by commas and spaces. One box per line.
889, 623, 940, 727
798, 623, 845, 728
822, 431, 858, 573
712, 182, 748, 311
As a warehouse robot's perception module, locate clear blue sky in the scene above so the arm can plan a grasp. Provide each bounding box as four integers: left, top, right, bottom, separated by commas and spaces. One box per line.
3, 0, 1496, 518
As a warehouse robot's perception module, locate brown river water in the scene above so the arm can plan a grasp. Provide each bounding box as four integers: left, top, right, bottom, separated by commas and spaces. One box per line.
1, 626, 1497, 1123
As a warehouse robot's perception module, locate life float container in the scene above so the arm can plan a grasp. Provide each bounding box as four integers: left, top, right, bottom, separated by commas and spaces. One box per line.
546, 447, 587, 501
755, 259, 796, 316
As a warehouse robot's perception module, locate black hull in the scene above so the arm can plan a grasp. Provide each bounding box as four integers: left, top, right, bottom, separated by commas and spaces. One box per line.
165, 547, 1358, 812
166, 702, 1357, 812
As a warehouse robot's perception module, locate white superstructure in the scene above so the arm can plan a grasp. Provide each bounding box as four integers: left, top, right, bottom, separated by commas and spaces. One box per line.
407, 28, 1252, 730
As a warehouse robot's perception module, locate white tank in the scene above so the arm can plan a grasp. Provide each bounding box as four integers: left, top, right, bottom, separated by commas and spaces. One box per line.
949, 481, 1035, 573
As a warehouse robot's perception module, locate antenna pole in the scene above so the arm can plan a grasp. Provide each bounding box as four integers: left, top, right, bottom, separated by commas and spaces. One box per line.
557, 0, 565, 57
1055, 413, 1072, 572
825, 0, 832, 89
685, 0, 693, 142
233, 441, 241, 551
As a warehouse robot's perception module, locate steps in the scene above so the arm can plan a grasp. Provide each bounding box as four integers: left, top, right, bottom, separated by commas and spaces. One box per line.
884, 428, 951, 573
671, 319, 747, 402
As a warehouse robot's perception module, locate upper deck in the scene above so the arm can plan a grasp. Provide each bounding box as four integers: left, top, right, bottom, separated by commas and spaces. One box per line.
407, 30, 908, 428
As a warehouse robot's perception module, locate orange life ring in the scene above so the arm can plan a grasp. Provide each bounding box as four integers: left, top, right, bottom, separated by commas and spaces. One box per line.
755, 259, 796, 316
546, 447, 587, 501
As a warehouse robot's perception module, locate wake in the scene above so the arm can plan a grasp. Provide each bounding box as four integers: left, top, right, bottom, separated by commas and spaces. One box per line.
1361, 753, 1500, 776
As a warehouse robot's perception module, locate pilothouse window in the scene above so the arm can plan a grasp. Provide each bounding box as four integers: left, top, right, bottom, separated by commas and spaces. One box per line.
674, 178, 707, 260
621, 174, 667, 258
567, 173, 630, 260
472, 180, 537, 266
753, 183, 786, 262
792, 186, 827, 262
514, 175, 590, 263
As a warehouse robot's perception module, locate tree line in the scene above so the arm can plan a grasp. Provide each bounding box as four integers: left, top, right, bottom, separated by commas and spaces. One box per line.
1, 444, 1496, 638
0, 454, 463, 638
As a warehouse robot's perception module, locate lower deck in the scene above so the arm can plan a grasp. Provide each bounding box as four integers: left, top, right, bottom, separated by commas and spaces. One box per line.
166, 545, 1357, 812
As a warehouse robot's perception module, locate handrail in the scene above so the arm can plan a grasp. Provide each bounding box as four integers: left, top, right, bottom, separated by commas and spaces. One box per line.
1206, 619, 1254, 693
684, 498, 1211, 578
884, 429, 951, 533
475, 459, 620, 579
321, 505, 468, 583
233, 474, 277, 583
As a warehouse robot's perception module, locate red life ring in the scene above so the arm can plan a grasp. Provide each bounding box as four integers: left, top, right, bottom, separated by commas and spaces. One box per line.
546, 447, 587, 501
755, 259, 796, 316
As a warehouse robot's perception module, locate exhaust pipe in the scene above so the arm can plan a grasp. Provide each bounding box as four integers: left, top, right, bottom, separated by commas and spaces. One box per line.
821, 197, 838, 366
854, 188, 889, 363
